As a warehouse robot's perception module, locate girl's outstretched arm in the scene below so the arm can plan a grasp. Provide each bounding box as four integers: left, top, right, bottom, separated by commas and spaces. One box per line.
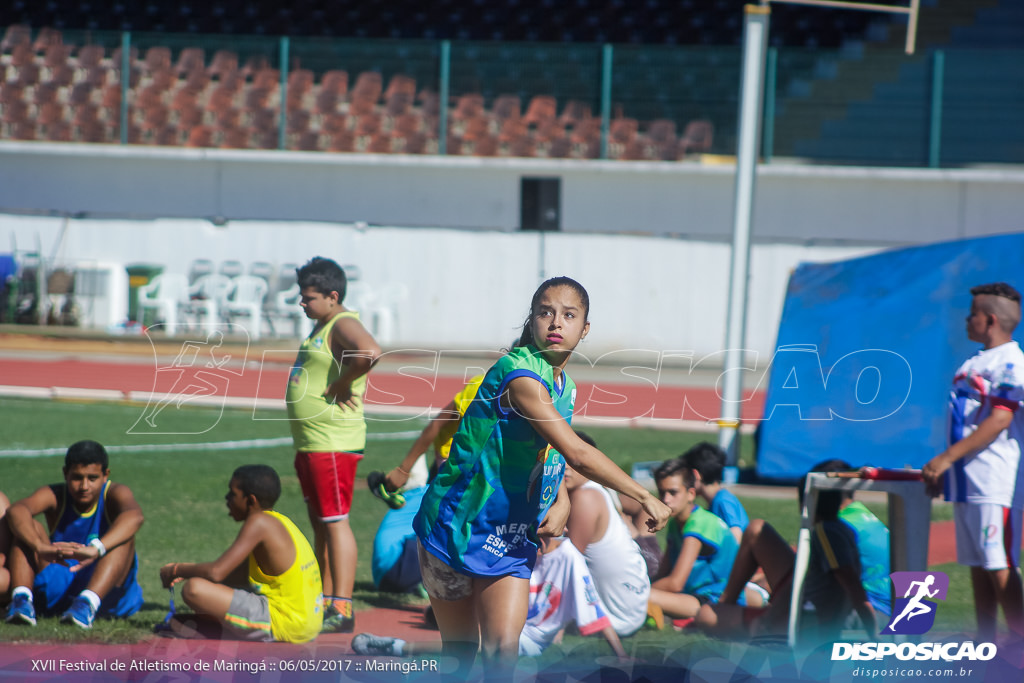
507, 376, 671, 532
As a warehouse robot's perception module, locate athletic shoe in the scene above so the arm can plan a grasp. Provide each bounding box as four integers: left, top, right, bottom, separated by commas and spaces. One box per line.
352, 633, 400, 656
671, 617, 695, 631
5, 594, 36, 626
367, 471, 406, 510
321, 606, 355, 633
61, 596, 97, 629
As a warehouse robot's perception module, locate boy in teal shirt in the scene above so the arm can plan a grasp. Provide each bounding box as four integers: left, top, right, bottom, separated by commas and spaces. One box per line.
648, 457, 765, 623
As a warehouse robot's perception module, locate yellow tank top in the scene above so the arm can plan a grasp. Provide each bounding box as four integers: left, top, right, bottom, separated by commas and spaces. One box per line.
286, 311, 367, 451
433, 375, 485, 459
248, 510, 323, 643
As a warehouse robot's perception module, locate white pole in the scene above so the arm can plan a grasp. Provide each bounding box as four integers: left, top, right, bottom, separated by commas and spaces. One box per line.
718, 4, 770, 477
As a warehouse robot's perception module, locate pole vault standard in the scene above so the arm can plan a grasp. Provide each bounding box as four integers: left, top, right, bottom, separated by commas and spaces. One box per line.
716, 0, 921, 477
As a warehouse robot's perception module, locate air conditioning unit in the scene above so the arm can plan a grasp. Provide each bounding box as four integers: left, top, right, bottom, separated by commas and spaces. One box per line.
75, 262, 128, 329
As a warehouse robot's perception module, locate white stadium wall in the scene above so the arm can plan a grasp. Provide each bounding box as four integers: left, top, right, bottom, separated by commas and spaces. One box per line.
2, 213, 884, 357
2, 141, 1022, 357
2, 142, 1023, 242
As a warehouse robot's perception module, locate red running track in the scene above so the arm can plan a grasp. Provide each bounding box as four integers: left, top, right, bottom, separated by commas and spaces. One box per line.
0, 357, 766, 423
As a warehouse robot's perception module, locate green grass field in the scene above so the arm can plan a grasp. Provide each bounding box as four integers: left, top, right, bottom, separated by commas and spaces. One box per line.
0, 396, 976, 650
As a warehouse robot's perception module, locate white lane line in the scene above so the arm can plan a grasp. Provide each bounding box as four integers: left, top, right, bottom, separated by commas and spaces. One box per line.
0, 430, 424, 458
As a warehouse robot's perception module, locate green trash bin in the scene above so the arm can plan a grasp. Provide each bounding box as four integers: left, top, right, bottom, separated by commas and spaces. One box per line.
125, 264, 164, 324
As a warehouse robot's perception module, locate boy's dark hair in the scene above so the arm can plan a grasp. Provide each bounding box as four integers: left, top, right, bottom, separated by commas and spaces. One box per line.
799, 459, 853, 522
971, 282, 1022, 333
518, 276, 590, 348
970, 282, 1021, 304
653, 456, 687, 484
296, 257, 347, 302
681, 441, 726, 485
232, 465, 281, 509
65, 440, 109, 471
574, 430, 597, 448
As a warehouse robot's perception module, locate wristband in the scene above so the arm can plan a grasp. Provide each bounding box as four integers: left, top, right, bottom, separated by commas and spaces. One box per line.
89, 538, 107, 557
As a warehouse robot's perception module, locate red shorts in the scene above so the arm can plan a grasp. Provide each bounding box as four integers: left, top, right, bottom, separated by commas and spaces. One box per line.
294, 451, 363, 522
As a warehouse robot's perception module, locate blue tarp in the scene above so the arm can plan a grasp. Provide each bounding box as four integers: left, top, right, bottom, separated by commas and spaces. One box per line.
0, 254, 15, 285
756, 233, 1024, 481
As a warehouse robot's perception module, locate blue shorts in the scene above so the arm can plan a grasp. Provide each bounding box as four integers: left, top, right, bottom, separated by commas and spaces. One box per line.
34, 555, 144, 618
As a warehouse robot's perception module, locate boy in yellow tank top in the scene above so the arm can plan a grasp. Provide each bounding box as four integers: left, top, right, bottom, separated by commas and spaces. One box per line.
158, 465, 323, 643
285, 257, 381, 633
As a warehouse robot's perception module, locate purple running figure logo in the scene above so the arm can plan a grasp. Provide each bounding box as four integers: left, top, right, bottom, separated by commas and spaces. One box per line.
885, 571, 949, 635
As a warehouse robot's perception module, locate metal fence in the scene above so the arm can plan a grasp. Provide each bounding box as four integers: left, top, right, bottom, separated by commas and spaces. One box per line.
2, 27, 1020, 167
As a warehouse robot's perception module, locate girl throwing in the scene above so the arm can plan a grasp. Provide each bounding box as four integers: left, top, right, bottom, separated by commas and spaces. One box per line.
413, 276, 671, 677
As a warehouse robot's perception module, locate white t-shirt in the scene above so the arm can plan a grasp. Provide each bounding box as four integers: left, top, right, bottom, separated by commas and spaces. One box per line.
578, 481, 651, 636
944, 341, 1024, 507
519, 540, 612, 657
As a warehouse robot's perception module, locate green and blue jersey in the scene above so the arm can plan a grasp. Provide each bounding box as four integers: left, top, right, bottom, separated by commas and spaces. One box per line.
837, 501, 891, 615
414, 345, 576, 579
665, 506, 739, 603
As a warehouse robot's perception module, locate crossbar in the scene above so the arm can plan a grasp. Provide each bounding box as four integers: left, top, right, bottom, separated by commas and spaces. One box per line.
766, 0, 920, 53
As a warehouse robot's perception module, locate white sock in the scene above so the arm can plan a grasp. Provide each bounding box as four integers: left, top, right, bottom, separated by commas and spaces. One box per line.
12, 586, 32, 602
79, 590, 101, 611
393, 639, 407, 656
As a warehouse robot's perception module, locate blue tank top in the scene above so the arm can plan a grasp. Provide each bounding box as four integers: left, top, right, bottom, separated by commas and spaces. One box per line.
51, 480, 114, 545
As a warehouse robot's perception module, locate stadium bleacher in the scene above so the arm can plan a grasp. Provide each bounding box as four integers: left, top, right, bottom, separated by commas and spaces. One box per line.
0, 1, 1021, 166
0, 0, 881, 47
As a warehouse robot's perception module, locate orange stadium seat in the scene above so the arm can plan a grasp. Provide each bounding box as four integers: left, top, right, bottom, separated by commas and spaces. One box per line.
350, 71, 382, 104
365, 132, 393, 154
207, 50, 239, 82
402, 132, 427, 154
523, 95, 557, 127
286, 109, 310, 134
76, 44, 104, 70
677, 119, 714, 157
326, 129, 355, 153
287, 69, 314, 98
144, 46, 173, 74
451, 93, 484, 121
68, 82, 95, 108
251, 68, 280, 92
186, 125, 215, 148
320, 113, 349, 137
558, 100, 591, 128
219, 125, 249, 149
314, 87, 342, 117
546, 136, 572, 159
320, 69, 348, 94
1, 25, 31, 54
292, 130, 322, 152
492, 94, 521, 123
44, 119, 72, 142
32, 27, 62, 54
180, 68, 210, 95
174, 47, 205, 76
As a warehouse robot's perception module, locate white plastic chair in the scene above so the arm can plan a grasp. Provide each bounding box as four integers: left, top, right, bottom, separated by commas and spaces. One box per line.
224, 275, 269, 340
269, 284, 313, 338
185, 273, 232, 331
137, 273, 190, 335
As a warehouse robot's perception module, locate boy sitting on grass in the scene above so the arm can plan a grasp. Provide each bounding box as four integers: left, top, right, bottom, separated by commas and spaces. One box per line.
647, 457, 765, 625
694, 459, 890, 642
158, 465, 323, 643
682, 442, 749, 543
5, 440, 144, 629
